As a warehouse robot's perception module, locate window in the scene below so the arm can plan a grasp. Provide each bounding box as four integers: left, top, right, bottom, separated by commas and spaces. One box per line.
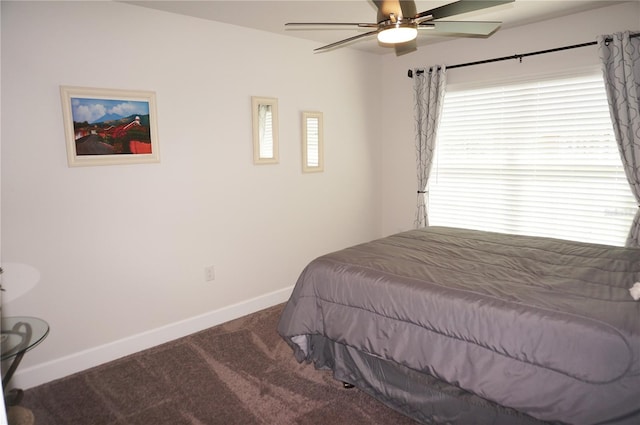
428, 72, 636, 246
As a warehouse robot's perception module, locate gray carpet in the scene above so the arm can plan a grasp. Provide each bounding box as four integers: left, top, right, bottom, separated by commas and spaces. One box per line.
20, 304, 418, 424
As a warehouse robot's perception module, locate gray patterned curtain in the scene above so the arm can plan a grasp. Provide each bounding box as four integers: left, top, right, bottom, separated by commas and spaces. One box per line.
413, 66, 446, 228
598, 31, 640, 247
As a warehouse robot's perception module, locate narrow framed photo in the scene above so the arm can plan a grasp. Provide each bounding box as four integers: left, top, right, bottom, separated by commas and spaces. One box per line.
302, 111, 323, 173
60, 86, 160, 167
251, 96, 279, 165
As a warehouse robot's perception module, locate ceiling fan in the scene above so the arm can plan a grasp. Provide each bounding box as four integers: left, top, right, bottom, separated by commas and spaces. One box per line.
285, 0, 515, 55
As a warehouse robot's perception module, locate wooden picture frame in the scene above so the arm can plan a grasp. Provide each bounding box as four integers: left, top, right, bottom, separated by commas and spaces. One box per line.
302, 111, 324, 173
251, 96, 279, 164
60, 86, 160, 167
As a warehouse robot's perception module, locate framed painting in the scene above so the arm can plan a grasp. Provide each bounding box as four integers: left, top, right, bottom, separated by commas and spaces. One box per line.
251, 96, 279, 165
60, 86, 160, 167
302, 111, 324, 173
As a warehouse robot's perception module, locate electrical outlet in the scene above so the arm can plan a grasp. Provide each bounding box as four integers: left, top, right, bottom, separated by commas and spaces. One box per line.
204, 265, 215, 281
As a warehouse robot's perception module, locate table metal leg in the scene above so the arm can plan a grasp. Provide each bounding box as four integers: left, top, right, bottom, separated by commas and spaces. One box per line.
2, 322, 32, 405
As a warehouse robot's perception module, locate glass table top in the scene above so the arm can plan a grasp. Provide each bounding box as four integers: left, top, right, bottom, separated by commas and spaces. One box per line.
1, 316, 49, 361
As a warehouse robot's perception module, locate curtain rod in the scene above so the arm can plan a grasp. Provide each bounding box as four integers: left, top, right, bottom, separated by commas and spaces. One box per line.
408, 33, 640, 78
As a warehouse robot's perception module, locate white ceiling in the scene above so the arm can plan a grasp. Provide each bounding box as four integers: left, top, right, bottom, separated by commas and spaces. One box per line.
125, 0, 624, 54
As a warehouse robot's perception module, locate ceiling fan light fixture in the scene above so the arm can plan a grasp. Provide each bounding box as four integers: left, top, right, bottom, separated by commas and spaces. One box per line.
377, 23, 417, 44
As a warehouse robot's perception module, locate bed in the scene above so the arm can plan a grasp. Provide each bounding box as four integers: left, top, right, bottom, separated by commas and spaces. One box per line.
277, 226, 640, 425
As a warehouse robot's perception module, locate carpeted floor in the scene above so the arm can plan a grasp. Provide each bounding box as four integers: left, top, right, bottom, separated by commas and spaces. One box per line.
20, 304, 418, 424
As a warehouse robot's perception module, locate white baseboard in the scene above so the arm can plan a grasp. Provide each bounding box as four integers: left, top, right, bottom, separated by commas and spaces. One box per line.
12, 286, 294, 390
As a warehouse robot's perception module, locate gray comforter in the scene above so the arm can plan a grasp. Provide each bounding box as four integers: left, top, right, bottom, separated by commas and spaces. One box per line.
277, 227, 640, 425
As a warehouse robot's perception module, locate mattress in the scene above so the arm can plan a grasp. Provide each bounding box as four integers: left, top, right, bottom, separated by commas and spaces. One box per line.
277, 227, 640, 424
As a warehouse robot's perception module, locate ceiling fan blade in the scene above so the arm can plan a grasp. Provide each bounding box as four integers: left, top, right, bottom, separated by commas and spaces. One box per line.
372, 0, 391, 21
395, 38, 417, 56
422, 20, 502, 35
314, 30, 379, 52
285, 22, 377, 28
417, 0, 515, 20
399, 0, 417, 19
373, 0, 416, 21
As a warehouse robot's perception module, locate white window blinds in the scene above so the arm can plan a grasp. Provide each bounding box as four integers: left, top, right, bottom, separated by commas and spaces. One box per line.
428, 72, 636, 246
306, 117, 320, 167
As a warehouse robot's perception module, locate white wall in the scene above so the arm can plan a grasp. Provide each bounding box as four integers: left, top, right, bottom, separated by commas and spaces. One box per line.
0, 1, 383, 388
0, 1, 7, 423
378, 1, 640, 236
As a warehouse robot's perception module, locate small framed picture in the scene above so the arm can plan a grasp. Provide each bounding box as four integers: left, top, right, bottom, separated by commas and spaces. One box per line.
60, 86, 160, 167
302, 111, 323, 173
251, 96, 279, 165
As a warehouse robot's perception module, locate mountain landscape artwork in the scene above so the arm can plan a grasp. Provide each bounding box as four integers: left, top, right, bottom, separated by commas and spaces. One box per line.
61, 86, 159, 166
71, 97, 152, 155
